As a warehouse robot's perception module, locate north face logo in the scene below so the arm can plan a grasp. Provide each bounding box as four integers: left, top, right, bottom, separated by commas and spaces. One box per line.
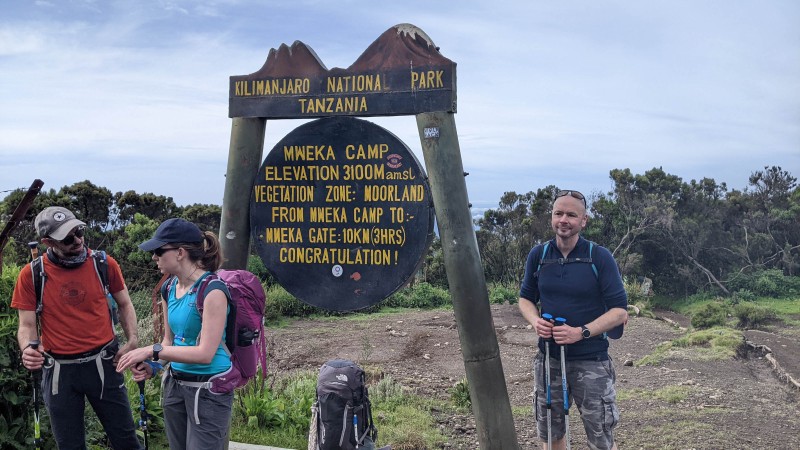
336, 374, 348, 382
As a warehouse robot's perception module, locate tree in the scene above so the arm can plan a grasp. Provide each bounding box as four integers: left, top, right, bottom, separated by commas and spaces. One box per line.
180, 203, 222, 233
113, 191, 179, 227
415, 236, 447, 288
590, 168, 678, 276
475, 187, 559, 284
110, 213, 162, 292
739, 166, 800, 275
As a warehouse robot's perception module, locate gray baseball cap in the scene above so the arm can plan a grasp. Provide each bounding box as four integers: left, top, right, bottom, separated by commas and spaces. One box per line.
34, 206, 86, 240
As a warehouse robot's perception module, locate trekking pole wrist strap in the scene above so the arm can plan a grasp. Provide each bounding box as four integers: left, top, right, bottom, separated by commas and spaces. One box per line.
145, 360, 164, 377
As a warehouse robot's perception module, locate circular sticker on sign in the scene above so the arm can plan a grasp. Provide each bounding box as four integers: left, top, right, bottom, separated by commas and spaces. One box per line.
251, 116, 434, 312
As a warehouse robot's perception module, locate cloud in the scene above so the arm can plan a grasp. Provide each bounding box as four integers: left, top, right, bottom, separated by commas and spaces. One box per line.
1, 0, 798, 209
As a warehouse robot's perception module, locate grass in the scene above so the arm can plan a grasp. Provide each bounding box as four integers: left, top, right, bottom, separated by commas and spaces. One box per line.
615, 406, 740, 449
511, 405, 531, 417
754, 296, 800, 316
227, 368, 450, 450
375, 401, 449, 450
617, 385, 692, 404
636, 327, 743, 366
651, 294, 799, 319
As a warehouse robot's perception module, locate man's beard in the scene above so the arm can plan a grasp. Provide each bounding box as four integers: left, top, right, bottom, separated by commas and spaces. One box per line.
48, 246, 88, 268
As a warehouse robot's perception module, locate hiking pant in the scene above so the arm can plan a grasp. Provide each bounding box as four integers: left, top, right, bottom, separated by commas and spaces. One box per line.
41, 346, 142, 450
163, 372, 234, 450
533, 352, 620, 450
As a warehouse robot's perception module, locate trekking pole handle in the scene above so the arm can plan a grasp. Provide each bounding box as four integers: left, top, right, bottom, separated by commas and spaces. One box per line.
542, 313, 555, 344
26, 340, 43, 374
554, 318, 569, 347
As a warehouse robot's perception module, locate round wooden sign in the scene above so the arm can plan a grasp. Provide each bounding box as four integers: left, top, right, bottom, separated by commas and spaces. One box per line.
251, 116, 434, 311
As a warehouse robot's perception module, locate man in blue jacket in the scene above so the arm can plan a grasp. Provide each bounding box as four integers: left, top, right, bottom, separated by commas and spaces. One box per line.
519, 190, 628, 450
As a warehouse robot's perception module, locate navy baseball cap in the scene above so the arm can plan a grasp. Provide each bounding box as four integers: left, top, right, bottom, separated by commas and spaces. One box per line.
138, 218, 203, 252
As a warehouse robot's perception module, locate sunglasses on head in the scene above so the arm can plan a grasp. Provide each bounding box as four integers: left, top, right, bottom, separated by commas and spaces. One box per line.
55, 226, 86, 245
556, 190, 587, 207
152, 247, 179, 257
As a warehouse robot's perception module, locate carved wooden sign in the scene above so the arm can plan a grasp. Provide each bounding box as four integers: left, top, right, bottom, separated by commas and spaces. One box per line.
229, 24, 456, 119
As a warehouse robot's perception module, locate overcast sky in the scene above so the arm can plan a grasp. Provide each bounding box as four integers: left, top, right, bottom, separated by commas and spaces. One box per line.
1, 0, 798, 212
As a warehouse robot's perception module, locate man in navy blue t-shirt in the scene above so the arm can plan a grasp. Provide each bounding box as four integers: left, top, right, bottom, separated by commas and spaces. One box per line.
519, 190, 628, 450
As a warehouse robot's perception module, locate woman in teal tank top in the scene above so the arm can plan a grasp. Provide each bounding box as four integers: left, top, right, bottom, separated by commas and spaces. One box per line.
117, 218, 234, 450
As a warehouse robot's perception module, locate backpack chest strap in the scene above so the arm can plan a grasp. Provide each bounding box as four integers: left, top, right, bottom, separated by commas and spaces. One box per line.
540, 257, 594, 265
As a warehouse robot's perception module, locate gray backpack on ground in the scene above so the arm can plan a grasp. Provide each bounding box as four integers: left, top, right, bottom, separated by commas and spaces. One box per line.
312, 359, 378, 450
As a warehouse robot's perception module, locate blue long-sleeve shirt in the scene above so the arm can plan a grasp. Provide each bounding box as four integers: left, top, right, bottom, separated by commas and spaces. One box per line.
519, 237, 627, 360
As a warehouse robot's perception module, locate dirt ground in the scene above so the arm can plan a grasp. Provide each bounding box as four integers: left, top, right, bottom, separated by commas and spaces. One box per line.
268, 304, 800, 449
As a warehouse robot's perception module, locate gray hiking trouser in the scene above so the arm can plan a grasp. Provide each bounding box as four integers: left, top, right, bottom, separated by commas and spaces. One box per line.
533, 352, 620, 450
163, 372, 234, 450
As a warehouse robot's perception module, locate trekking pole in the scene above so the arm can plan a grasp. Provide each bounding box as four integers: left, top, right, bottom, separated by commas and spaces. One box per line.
542, 313, 554, 450
555, 317, 571, 450
28, 340, 42, 450
137, 379, 149, 450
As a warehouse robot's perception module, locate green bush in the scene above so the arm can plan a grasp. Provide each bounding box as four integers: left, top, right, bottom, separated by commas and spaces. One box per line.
231, 371, 315, 448
488, 284, 518, 305
264, 284, 323, 320
370, 375, 405, 405
731, 289, 756, 304
732, 302, 775, 329
449, 377, 471, 410
690, 302, 727, 329
384, 283, 451, 309
246, 255, 274, 285
0, 264, 47, 449
728, 269, 800, 298
624, 277, 654, 305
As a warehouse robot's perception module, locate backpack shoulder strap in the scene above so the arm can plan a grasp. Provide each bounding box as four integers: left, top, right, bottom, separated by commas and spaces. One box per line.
30, 256, 45, 317
588, 241, 598, 278
91, 250, 119, 326
91, 250, 110, 294
195, 273, 235, 352
194, 273, 228, 311
160, 275, 176, 302
536, 241, 551, 273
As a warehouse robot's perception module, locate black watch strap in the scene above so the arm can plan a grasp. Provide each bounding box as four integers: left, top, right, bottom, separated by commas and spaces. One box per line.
581, 325, 591, 339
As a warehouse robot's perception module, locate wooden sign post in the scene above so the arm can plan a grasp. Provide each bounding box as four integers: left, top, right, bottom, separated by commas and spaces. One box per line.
222, 24, 519, 449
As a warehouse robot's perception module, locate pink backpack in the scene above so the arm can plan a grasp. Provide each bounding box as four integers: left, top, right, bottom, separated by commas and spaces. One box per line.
162, 269, 267, 389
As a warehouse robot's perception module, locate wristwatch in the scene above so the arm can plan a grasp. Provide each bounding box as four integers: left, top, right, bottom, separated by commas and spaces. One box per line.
152, 343, 163, 361
581, 325, 591, 339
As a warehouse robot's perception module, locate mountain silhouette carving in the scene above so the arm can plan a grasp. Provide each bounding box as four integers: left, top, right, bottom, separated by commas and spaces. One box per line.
243, 23, 454, 79
348, 23, 454, 71
248, 41, 328, 78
